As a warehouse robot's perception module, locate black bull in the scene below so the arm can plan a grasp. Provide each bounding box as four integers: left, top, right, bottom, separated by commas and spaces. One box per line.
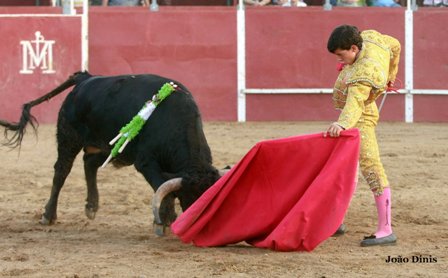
0, 71, 224, 235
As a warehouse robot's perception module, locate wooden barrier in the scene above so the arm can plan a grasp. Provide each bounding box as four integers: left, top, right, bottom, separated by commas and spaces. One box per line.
0, 14, 81, 123
0, 6, 447, 123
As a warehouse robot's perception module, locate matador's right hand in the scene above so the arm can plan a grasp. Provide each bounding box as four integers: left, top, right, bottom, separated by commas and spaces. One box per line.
324, 122, 345, 138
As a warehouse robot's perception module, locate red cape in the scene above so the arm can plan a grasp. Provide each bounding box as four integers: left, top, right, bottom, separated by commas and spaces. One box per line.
171, 129, 360, 252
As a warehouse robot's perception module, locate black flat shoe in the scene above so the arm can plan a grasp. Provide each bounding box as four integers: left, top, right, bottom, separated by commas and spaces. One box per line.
332, 223, 346, 237
360, 233, 397, 247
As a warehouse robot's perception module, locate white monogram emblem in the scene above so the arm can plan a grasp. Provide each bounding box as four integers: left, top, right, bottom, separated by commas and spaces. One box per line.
20, 31, 56, 74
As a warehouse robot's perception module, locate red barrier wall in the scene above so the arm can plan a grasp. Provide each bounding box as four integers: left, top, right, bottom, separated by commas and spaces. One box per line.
0, 15, 81, 123
244, 7, 448, 122
0, 7, 447, 124
88, 7, 238, 121
245, 7, 407, 121
246, 7, 405, 89
414, 95, 448, 123
412, 10, 448, 122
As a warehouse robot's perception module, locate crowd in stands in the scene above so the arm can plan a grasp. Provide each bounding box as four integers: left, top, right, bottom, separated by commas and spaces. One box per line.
3, 0, 447, 7
243, 0, 448, 7
244, 0, 307, 7
99, 0, 448, 6
77, 0, 145, 5
422, 0, 448, 5
332, 0, 400, 7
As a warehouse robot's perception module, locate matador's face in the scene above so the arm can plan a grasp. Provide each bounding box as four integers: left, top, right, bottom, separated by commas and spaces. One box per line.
333, 45, 360, 66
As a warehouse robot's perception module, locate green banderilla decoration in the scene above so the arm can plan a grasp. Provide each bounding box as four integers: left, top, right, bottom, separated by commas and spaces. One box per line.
101, 82, 177, 168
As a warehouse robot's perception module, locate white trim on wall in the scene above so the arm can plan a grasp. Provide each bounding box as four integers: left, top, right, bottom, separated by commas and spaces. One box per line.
237, 1, 246, 122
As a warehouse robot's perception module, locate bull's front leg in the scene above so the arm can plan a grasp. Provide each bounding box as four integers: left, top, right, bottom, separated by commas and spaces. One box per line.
134, 157, 177, 236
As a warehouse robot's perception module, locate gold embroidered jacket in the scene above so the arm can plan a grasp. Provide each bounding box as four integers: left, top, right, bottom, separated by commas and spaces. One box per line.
332, 30, 401, 128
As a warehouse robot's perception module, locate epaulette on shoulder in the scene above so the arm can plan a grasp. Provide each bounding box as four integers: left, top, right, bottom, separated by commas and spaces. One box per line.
345, 58, 387, 89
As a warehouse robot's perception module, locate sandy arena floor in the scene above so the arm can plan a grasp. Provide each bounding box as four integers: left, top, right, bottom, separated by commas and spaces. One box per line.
1, 121, 447, 277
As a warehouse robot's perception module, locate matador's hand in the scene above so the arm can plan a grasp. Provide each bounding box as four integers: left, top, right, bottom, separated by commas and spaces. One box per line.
324, 122, 345, 138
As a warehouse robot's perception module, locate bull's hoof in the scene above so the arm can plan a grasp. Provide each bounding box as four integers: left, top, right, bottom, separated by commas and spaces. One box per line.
39, 215, 53, 225
154, 223, 166, 237
85, 208, 96, 220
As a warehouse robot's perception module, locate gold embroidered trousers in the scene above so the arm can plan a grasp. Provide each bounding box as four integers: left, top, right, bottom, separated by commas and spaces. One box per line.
354, 102, 389, 194
335, 82, 389, 195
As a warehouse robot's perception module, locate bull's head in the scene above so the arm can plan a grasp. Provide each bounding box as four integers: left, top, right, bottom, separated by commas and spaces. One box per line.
152, 167, 229, 236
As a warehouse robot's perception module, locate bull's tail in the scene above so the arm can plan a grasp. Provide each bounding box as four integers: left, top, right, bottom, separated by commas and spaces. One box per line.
0, 71, 92, 149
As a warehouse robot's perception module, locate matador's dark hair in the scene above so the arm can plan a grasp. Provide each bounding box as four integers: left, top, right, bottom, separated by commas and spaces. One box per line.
327, 25, 363, 53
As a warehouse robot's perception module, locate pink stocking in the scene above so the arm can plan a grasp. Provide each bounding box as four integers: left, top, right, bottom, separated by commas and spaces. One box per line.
374, 187, 393, 238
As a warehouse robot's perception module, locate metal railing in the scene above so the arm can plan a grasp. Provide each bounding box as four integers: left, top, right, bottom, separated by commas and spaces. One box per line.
235, 0, 446, 123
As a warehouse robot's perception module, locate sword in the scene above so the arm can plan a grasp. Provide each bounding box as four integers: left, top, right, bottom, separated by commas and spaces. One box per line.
378, 91, 388, 113
378, 78, 402, 113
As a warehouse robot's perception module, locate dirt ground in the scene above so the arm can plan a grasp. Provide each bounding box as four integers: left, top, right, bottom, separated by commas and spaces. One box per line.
0, 121, 447, 277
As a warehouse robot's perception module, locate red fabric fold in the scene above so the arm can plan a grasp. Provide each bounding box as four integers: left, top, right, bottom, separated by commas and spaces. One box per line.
171, 129, 360, 252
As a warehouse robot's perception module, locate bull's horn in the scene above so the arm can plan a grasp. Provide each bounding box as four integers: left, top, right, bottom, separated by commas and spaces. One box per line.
152, 177, 182, 226
218, 169, 230, 177
218, 165, 232, 177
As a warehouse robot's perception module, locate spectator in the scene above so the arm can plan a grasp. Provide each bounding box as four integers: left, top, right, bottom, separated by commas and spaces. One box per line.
423, 0, 448, 6
336, 0, 366, 6
276, 0, 308, 6
243, 0, 272, 6
102, 0, 142, 5
369, 0, 401, 6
